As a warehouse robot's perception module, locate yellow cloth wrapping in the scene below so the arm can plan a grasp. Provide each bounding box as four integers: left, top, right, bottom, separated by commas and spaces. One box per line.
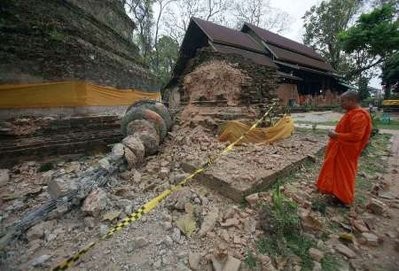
218, 116, 294, 144
0, 81, 160, 108
382, 100, 399, 106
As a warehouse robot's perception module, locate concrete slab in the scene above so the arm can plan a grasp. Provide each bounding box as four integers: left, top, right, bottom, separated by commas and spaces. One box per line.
182, 133, 326, 202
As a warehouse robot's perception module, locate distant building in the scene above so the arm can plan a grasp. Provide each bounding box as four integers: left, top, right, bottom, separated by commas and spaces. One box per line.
167, 17, 349, 107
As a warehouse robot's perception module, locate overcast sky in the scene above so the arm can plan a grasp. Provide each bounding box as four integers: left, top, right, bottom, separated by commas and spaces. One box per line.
268, 0, 381, 88
269, 0, 321, 42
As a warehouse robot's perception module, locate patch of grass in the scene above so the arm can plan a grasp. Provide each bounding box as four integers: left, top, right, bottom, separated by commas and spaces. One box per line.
257, 188, 315, 270
48, 29, 65, 41
244, 250, 258, 269
373, 118, 399, 130
321, 254, 343, 271
355, 133, 391, 205
295, 126, 328, 136
286, 235, 314, 270
311, 197, 328, 215
272, 189, 301, 236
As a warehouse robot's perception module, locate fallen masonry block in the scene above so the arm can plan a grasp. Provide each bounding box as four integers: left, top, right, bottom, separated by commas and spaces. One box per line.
182, 139, 325, 202
334, 243, 357, 259
122, 135, 145, 162
124, 100, 173, 133
82, 188, 109, 217
122, 106, 167, 141
124, 148, 138, 169
245, 193, 260, 207
126, 120, 160, 155
366, 198, 388, 215
47, 178, 78, 199
359, 232, 380, 246
110, 143, 125, 161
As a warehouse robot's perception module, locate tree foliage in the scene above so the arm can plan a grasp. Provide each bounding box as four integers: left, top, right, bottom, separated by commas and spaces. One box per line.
357, 76, 371, 100
123, 0, 155, 60
151, 36, 179, 85
302, 0, 361, 72
381, 52, 399, 94
338, 2, 399, 77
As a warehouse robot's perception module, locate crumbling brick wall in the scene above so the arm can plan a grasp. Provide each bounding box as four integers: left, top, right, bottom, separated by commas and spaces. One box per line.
276, 83, 300, 106
173, 47, 279, 106
0, 0, 159, 91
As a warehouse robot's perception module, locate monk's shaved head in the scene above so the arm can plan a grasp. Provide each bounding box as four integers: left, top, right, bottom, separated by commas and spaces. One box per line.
341, 90, 360, 102
340, 90, 360, 110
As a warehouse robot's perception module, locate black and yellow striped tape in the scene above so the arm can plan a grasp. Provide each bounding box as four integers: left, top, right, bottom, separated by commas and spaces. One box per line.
52, 102, 277, 270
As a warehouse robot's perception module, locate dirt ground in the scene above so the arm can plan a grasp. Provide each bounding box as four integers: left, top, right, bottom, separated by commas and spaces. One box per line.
0, 124, 398, 271
364, 134, 399, 271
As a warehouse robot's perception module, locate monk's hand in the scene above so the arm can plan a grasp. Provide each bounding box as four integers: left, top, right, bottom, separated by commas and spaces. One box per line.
328, 130, 338, 139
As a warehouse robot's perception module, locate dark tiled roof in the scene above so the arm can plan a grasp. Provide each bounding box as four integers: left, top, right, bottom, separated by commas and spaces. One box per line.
243, 23, 324, 61
267, 44, 334, 72
211, 43, 277, 68
193, 18, 264, 53
275, 60, 334, 76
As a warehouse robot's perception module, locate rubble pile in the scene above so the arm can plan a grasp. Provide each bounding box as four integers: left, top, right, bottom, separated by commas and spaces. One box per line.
1, 120, 398, 270
183, 60, 250, 106
179, 48, 279, 105
1, 96, 398, 271
168, 48, 279, 128
0, 101, 172, 252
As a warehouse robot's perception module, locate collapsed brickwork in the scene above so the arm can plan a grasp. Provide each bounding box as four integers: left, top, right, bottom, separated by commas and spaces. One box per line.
165, 48, 279, 127
0, 0, 159, 91
178, 48, 278, 105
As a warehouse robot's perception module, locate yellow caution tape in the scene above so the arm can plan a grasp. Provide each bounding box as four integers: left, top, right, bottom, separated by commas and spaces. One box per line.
52, 102, 278, 270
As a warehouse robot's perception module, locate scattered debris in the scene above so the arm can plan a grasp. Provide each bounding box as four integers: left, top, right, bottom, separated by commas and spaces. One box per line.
366, 198, 388, 215
309, 248, 324, 262
30, 254, 51, 267
359, 232, 380, 247
198, 208, 219, 237
47, 178, 78, 199
245, 193, 260, 207
334, 243, 357, 258
82, 189, 109, 217
188, 252, 201, 270
0, 169, 10, 186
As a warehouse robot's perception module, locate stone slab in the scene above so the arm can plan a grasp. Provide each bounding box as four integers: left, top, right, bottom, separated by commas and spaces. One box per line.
182, 134, 325, 202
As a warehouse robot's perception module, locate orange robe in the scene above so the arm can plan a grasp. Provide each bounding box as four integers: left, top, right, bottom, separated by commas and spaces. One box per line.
316, 108, 372, 204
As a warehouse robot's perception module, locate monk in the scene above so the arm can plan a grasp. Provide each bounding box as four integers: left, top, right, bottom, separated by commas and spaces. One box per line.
316, 90, 372, 205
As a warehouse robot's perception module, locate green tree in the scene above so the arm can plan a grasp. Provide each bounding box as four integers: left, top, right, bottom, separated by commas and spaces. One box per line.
338, 2, 399, 78
302, 0, 361, 72
124, 0, 155, 61
150, 36, 180, 86
357, 76, 370, 101
381, 52, 399, 97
